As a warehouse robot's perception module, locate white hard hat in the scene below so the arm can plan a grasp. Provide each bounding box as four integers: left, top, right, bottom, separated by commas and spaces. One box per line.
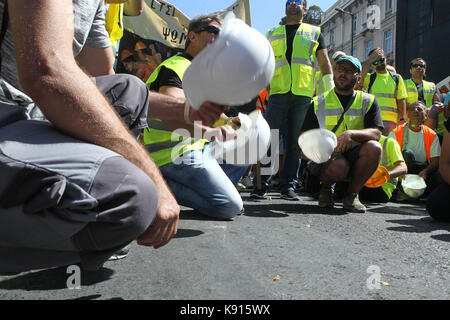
332, 51, 346, 61
210, 110, 271, 165
183, 12, 275, 110
401, 174, 427, 198
298, 129, 337, 164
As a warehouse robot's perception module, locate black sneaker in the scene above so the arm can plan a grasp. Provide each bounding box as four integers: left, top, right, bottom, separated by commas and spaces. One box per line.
250, 188, 268, 199
280, 189, 300, 201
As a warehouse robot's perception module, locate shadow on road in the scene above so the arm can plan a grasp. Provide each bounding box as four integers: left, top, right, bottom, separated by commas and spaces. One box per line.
243, 203, 348, 217
386, 217, 450, 242
0, 267, 114, 291
173, 228, 204, 239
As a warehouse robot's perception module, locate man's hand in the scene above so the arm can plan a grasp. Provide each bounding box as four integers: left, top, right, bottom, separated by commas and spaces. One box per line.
204, 125, 237, 143
418, 170, 428, 181
335, 130, 353, 153
368, 48, 384, 64
137, 191, 180, 249
189, 102, 229, 127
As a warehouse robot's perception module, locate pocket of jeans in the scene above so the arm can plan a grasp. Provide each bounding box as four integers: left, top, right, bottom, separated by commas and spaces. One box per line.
0, 153, 97, 216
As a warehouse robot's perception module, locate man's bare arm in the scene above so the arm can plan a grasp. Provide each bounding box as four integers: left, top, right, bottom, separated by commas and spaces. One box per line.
76, 46, 115, 76
9, 0, 178, 249
316, 48, 332, 75
123, 0, 145, 16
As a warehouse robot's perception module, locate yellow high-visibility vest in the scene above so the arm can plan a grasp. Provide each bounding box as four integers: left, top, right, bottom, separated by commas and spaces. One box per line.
143, 55, 208, 167
404, 79, 436, 109
313, 90, 375, 137
266, 23, 321, 98
105, 3, 124, 50
364, 72, 402, 123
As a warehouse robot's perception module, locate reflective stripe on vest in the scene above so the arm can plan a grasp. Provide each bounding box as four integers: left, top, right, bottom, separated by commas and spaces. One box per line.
313, 90, 375, 137
393, 123, 435, 161
143, 55, 208, 167
267, 23, 320, 97
404, 79, 436, 108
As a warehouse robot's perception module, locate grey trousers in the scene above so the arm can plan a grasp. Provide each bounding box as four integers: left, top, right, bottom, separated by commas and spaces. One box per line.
0, 74, 158, 272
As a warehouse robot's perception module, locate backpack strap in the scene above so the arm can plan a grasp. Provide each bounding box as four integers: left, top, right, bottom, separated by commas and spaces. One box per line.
367, 72, 377, 93
389, 71, 400, 99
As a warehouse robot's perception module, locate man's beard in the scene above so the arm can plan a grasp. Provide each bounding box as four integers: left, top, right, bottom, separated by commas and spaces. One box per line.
334, 76, 357, 92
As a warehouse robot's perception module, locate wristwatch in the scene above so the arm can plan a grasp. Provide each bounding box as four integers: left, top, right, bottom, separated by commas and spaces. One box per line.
445, 119, 450, 132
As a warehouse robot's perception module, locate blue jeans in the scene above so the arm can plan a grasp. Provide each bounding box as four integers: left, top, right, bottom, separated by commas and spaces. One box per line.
258, 93, 311, 191
160, 143, 243, 220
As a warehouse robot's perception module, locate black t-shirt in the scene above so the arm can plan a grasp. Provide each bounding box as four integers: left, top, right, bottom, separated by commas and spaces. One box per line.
149, 52, 193, 92
301, 91, 384, 132
415, 82, 425, 103
285, 24, 325, 65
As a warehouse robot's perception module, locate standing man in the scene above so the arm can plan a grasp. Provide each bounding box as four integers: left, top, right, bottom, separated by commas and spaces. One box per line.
302, 56, 384, 213
251, 0, 333, 200
359, 48, 408, 135
404, 58, 440, 109
143, 14, 244, 220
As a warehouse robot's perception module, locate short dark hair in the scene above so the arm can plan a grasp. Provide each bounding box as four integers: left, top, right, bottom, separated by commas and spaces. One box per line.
368, 47, 383, 57
185, 13, 222, 50
410, 57, 426, 67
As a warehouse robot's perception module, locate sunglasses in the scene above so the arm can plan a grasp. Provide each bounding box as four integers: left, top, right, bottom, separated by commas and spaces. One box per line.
195, 25, 221, 35
372, 57, 385, 65
286, 0, 303, 4
335, 66, 358, 74
411, 63, 426, 68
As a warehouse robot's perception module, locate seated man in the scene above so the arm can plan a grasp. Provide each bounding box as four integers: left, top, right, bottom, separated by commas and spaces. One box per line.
302, 56, 384, 213
359, 135, 407, 203
427, 117, 450, 222
389, 101, 442, 196
0, 0, 225, 273
144, 14, 244, 220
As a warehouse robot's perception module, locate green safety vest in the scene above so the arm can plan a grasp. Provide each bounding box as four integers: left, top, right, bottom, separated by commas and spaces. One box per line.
379, 135, 403, 199
266, 23, 321, 98
143, 55, 208, 167
404, 79, 436, 109
365, 73, 400, 123
313, 90, 375, 137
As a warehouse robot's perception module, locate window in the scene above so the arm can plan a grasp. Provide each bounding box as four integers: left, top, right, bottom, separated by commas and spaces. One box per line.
384, 29, 392, 54
385, 0, 393, 12
352, 14, 358, 34
366, 40, 373, 58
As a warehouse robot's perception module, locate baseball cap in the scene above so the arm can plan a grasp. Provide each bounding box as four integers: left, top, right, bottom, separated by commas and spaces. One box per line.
335, 56, 362, 72
331, 51, 346, 61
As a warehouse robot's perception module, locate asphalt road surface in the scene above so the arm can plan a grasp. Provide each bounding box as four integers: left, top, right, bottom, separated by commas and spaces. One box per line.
0, 189, 449, 301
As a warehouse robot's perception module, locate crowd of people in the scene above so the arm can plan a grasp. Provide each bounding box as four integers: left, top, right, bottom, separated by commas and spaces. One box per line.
0, 0, 448, 274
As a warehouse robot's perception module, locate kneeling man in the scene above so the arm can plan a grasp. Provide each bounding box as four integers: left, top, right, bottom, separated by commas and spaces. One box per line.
302, 56, 384, 213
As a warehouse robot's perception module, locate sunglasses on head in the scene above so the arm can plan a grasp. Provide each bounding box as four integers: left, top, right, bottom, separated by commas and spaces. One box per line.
372, 57, 385, 65
286, 0, 303, 5
412, 63, 426, 68
195, 25, 221, 35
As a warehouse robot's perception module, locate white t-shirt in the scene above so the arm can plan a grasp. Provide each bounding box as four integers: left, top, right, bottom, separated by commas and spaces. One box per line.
388, 125, 441, 164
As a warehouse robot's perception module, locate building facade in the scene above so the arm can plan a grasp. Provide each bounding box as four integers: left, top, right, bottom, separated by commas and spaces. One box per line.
320, 0, 398, 68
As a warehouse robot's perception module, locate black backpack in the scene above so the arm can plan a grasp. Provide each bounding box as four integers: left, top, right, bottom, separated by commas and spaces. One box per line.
367, 71, 400, 97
